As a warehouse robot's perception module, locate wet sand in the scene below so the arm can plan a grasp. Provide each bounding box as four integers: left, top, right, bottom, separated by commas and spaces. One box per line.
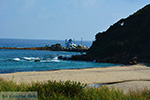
0, 64, 150, 93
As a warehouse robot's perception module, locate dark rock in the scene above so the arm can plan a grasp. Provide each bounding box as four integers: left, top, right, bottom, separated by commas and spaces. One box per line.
59, 4, 150, 65
34, 60, 40, 62
85, 4, 150, 65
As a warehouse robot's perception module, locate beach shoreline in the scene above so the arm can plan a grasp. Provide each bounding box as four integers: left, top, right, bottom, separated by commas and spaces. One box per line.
0, 64, 150, 93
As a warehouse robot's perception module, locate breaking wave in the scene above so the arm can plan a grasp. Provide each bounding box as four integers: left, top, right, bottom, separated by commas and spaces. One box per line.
13, 58, 21, 61
23, 57, 40, 60
12, 56, 60, 63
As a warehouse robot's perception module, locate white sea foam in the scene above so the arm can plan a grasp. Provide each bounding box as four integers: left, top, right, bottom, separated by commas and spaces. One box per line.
13, 57, 60, 63
23, 57, 40, 60
53, 57, 58, 60
52, 57, 60, 62
13, 58, 20, 61
40, 60, 59, 63
40, 57, 60, 63
51, 59, 60, 62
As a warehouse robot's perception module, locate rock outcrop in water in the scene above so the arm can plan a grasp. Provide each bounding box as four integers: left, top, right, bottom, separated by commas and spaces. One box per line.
67, 4, 150, 65
0, 43, 88, 52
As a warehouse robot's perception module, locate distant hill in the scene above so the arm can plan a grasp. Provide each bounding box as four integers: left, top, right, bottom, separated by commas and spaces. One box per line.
86, 4, 150, 64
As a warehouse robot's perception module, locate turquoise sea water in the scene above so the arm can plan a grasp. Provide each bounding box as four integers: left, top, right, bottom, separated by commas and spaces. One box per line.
0, 38, 119, 73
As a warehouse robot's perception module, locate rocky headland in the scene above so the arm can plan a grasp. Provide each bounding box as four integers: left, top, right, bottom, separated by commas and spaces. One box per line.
60, 4, 150, 65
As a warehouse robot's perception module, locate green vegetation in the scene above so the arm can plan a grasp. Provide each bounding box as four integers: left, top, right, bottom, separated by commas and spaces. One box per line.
86, 4, 150, 64
76, 44, 83, 49
1, 78, 150, 100
50, 43, 62, 51
31, 43, 63, 51
44, 43, 63, 51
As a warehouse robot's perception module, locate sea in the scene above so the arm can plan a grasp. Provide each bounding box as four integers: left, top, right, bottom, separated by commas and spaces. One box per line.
0, 38, 119, 74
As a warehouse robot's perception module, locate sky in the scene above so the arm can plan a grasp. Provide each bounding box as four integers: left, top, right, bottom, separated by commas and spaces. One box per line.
0, 0, 149, 41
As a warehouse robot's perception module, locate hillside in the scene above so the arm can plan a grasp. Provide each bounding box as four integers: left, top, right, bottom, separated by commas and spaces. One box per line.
85, 4, 150, 64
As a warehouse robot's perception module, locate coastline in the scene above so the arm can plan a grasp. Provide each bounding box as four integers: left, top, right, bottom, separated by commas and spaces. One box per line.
0, 47, 88, 52
0, 64, 150, 93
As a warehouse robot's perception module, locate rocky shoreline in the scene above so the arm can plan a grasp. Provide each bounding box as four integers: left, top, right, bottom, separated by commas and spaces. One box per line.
58, 54, 134, 65
1, 47, 140, 65
58, 54, 150, 65
0, 47, 88, 52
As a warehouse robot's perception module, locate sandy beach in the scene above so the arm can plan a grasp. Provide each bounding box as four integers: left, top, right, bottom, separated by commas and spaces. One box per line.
0, 64, 150, 93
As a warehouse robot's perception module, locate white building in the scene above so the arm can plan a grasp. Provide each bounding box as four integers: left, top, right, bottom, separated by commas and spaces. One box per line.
65, 39, 76, 49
